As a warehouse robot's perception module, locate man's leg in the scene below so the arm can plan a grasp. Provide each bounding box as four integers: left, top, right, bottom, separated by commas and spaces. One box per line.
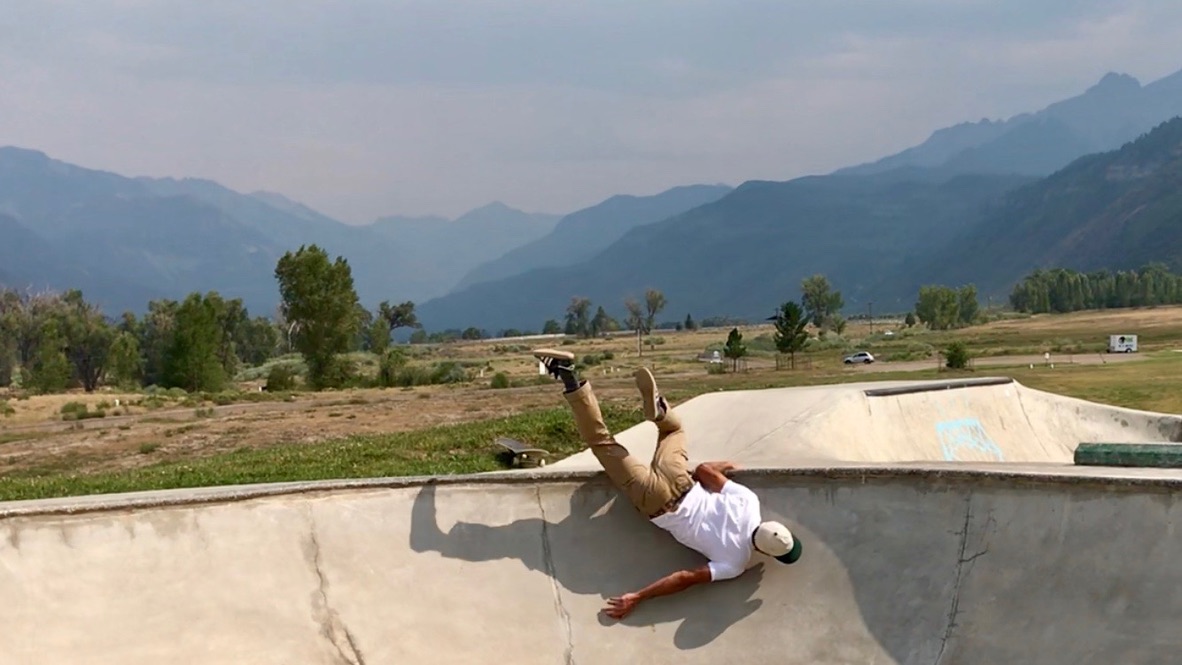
634, 367, 693, 498
533, 350, 670, 516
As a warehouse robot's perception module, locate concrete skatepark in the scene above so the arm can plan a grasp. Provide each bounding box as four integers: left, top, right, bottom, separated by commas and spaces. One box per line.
3, 376, 1182, 664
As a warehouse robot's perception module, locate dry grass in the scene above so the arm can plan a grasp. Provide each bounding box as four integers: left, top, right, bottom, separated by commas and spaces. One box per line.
1008, 351, 1182, 414
3, 306, 1182, 497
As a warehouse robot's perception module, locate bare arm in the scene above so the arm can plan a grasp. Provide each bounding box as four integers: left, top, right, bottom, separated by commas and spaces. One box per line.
692, 461, 739, 492
604, 565, 712, 619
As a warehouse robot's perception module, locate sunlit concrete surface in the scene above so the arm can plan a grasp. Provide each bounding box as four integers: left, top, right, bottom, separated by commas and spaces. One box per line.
550, 377, 1182, 469
3, 378, 1182, 664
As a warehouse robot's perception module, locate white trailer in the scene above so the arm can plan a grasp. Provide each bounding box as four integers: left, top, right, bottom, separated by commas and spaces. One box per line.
1107, 334, 1138, 353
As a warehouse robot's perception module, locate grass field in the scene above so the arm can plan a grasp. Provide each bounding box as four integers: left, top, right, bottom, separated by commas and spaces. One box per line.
2, 305, 1181, 502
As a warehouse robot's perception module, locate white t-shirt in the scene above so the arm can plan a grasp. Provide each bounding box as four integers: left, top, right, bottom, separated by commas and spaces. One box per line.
649, 480, 762, 581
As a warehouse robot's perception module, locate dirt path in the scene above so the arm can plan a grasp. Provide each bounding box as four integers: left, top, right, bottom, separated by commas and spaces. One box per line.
844, 351, 1146, 374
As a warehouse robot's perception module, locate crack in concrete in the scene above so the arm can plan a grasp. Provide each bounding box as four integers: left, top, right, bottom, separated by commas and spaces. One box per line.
934, 493, 988, 665
535, 486, 575, 665
306, 508, 366, 665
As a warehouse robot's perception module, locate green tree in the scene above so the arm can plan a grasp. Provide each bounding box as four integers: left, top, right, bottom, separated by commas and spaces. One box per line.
367, 315, 391, 355
801, 274, 844, 327
1009, 265, 1182, 314
684, 313, 696, 331
565, 297, 592, 338
377, 347, 408, 387
722, 327, 747, 372
352, 303, 375, 352
957, 285, 980, 326
107, 331, 143, 389
237, 316, 280, 366
0, 290, 19, 386
58, 290, 115, 392
542, 319, 562, 335
591, 306, 618, 336
139, 299, 179, 387
275, 245, 362, 389
904, 312, 916, 327
822, 314, 847, 336
644, 289, 667, 331
8, 291, 68, 370
771, 301, 809, 369
915, 285, 961, 330
378, 301, 420, 338
623, 297, 648, 355
164, 292, 227, 393
945, 341, 971, 370
25, 319, 72, 394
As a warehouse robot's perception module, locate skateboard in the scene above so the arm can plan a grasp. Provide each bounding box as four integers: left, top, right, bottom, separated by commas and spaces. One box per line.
495, 437, 549, 468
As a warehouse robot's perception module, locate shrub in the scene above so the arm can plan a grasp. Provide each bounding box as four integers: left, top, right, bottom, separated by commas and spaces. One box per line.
377, 349, 409, 388
60, 401, 106, 421
490, 372, 511, 389
885, 342, 935, 362
266, 364, 298, 392
430, 361, 467, 384
747, 334, 778, 353
317, 356, 360, 389
212, 392, 238, 406
0, 400, 14, 417
945, 341, 971, 369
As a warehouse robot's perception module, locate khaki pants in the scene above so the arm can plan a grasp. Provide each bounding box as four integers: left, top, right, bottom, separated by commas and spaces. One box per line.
564, 381, 693, 518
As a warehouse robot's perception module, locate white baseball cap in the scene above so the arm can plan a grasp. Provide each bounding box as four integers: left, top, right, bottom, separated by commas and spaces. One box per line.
754, 521, 802, 564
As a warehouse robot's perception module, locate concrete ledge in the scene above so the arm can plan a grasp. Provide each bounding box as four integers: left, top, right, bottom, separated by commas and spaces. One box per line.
1075, 442, 1182, 468
5, 461, 1182, 519
862, 376, 1014, 397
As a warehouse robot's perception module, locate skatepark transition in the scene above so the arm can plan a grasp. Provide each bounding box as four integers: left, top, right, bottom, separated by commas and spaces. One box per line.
2, 377, 1182, 664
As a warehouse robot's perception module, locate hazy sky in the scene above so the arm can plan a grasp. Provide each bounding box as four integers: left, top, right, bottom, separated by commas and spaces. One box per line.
3, 1, 1182, 223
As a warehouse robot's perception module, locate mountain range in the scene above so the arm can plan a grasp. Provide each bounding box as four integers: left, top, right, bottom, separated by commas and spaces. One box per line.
452, 184, 733, 290
838, 70, 1182, 177
3, 67, 1182, 333
414, 69, 1182, 330
898, 115, 1182, 297
0, 147, 563, 313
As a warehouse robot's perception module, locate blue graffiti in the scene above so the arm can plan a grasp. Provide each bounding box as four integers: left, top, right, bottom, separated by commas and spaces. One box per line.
936, 418, 1005, 461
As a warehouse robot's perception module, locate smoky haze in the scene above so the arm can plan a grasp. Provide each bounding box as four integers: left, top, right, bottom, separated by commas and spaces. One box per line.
2, 0, 1182, 222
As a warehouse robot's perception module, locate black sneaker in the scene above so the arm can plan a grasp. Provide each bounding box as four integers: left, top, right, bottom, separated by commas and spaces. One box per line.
532, 348, 576, 381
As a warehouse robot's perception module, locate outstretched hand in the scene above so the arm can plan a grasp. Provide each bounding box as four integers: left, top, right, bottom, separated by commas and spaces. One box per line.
603, 592, 640, 620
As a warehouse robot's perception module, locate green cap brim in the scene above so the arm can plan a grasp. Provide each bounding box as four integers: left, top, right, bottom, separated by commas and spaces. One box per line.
774, 535, 802, 564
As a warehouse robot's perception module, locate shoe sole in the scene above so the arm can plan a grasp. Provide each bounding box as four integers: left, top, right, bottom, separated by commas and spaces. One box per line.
532, 348, 576, 362
634, 367, 659, 421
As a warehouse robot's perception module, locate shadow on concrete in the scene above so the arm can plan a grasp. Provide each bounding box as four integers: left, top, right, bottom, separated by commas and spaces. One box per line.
409, 480, 766, 650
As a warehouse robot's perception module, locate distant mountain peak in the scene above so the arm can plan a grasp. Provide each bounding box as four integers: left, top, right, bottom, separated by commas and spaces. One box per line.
468, 201, 515, 214
0, 146, 50, 159
1088, 71, 1141, 95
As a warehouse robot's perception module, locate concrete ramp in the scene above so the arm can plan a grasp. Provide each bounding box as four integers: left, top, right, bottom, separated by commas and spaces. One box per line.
551, 378, 1182, 470
5, 379, 1182, 663
4, 469, 1182, 664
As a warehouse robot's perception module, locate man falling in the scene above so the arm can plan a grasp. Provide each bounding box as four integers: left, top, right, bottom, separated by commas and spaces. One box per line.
532, 349, 802, 620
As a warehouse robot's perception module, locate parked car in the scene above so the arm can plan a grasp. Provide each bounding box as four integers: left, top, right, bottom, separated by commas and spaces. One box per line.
843, 351, 875, 364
